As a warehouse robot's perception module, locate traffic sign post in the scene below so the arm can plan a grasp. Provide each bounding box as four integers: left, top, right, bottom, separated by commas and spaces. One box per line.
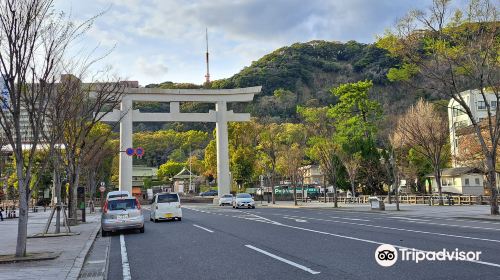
99, 182, 106, 210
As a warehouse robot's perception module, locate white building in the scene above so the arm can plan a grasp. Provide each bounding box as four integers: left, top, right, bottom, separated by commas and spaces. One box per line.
298, 165, 323, 185
427, 167, 485, 195
448, 89, 498, 167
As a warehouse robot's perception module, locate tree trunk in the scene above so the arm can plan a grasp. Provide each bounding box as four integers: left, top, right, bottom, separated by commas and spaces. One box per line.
333, 184, 338, 208
293, 184, 297, 206
351, 181, 356, 203
486, 156, 499, 215
434, 167, 444, 206
15, 163, 28, 257
69, 167, 81, 224
271, 174, 275, 204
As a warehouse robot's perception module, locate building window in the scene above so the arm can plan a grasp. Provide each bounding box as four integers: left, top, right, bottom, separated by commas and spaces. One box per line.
441, 178, 453, 186
475, 178, 480, 185
478, 101, 486, 110
464, 178, 469, 185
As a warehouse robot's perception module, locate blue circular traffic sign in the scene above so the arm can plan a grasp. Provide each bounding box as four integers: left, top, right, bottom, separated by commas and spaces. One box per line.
125, 147, 135, 156
135, 147, 145, 157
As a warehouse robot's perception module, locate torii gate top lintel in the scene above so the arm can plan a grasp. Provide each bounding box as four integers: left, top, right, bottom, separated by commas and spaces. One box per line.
117, 86, 262, 103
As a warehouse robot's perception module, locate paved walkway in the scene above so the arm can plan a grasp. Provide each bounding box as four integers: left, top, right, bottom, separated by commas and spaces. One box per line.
255, 200, 500, 220
0, 209, 101, 280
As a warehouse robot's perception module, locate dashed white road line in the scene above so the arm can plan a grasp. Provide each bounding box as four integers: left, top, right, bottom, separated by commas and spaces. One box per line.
282, 217, 308, 223
193, 224, 214, 233
245, 245, 320, 275
120, 234, 132, 280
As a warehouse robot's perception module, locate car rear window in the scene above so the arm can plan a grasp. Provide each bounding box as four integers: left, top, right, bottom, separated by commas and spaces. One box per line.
158, 194, 179, 203
108, 199, 137, 210
236, 193, 251, 198
223, 195, 233, 198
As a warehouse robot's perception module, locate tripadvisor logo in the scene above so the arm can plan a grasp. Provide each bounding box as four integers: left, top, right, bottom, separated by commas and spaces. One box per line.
375, 244, 398, 267
375, 244, 482, 267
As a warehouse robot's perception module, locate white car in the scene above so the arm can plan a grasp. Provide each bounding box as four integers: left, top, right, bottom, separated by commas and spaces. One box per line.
233, 193, 255, 209
219, 194, 233, 206
150, 193, 182, 222
106, 190, 131, 199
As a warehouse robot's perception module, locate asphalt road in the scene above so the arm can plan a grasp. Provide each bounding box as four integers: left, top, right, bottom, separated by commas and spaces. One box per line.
107, 204, 500, 280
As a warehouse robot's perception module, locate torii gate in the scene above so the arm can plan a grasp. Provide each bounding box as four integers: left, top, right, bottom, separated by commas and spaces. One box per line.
101, 86, 261, 198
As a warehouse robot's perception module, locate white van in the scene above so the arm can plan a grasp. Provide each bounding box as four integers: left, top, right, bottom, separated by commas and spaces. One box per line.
150, 193, 182, 222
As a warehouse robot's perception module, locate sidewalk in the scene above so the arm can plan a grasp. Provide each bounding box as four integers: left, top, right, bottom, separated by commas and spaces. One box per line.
0, 209, 101, 280
256, 200, 500, 221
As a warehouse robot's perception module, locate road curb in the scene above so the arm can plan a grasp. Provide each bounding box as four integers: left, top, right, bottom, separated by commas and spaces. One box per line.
66, 219, 101, 280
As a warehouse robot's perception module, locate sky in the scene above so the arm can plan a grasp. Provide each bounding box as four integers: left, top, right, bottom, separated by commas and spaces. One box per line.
55, 0, 468, 86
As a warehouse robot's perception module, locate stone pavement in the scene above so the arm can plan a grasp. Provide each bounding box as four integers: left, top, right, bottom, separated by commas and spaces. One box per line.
0, 209, 101, 280
255, 200, 500, 221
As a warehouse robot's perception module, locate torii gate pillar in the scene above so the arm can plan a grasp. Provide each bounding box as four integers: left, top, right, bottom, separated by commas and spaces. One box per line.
215, 101, 230, 197
119, 97, 133, 192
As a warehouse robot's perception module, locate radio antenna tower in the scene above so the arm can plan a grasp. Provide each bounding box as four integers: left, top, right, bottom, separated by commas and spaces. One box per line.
204, 28, 210, 84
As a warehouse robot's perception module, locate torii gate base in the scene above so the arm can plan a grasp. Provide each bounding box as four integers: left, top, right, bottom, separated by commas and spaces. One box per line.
101, 86, 261, 198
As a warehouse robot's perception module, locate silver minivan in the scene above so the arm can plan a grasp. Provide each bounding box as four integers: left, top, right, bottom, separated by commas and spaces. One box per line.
101, 197, 144, 236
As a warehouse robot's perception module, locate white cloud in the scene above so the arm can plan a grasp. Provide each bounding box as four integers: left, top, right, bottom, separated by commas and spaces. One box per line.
135, 56, 169, 79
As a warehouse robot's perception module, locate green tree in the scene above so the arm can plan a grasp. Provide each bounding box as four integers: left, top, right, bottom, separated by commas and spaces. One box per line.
158, 161, 185, 181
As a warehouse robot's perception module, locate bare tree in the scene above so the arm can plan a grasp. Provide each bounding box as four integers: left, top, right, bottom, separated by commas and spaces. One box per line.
277, 143, 304, 206
0, 0, 96, 257
378, 0, 500, 214
392, 99, 449, 205
340, 151, 362, 201
56, 77, 123, 223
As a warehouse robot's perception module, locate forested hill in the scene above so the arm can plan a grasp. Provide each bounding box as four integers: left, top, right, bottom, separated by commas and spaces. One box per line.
144, 40, 436, 128
214, 40, 439, 123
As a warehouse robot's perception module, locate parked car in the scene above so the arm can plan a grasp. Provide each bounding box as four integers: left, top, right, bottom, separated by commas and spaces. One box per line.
106, 190, 131, 199
219, 194, 233, 206
233, 193, 255, 209
200, 190, 218, 197
101, 197, 144, 236
150, 193, 182, 222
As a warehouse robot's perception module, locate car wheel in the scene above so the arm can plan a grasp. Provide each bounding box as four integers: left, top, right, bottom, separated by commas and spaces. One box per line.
232, 205, 235, 208
252, 206, 256, 209
178, 217, 182, 221
139, 226, 145, 233
101, 229, 108, 237
153, 218, 157, 223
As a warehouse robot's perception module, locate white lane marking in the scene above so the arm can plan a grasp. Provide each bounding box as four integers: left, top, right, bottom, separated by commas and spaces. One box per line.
193, 224, 214, 233
245, 245, 320, 275
389, 217, 430, 222
120, 234, 132, 280
87, 259, 106, 264
274, 221, 500, 269
283, 217, 307, 223
282, 214, 500, 244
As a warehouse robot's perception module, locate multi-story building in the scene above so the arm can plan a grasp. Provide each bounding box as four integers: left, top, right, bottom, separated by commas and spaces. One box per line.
298, 165, 323, 185
448, 89, 498, 167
